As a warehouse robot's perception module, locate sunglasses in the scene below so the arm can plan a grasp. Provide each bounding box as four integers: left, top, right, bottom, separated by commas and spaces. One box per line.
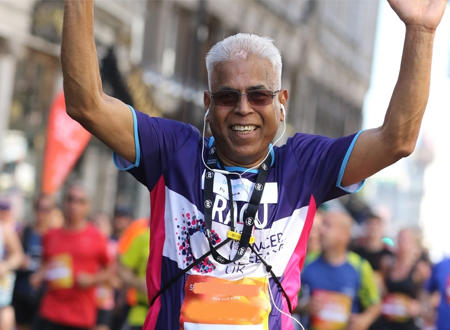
37, 205, 53, 212
210, 89, 280, 107
65, 195, 87, 204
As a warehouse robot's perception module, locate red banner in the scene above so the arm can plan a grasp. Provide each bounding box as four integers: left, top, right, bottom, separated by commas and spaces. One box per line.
41, 92, 91, 194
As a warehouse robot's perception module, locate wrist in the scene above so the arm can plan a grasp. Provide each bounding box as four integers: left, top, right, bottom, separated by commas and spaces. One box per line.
405, 24, 437, 35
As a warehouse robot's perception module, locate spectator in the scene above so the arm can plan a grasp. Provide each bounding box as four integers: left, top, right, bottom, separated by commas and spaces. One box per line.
92, 213, 120, 330
12, 195, 55, 330
0, 197, 24, 330
31, 184, 112, 330
117, 228, 150, 330
352, 215, 394, 290
372, 227, 431, 330
305, 212, 323, 265
111, 207, 132, 242
111, 217, 149, 330
426, 256, 450, 330
297, 210, 381, 330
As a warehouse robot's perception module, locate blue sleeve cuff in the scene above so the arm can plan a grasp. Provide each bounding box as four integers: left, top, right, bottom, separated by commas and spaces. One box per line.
336, 130, 365, 194
113, 105, 141, 171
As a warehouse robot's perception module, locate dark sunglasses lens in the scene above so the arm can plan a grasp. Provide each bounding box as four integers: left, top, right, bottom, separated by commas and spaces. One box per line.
66, 196, 86, 204
247, 90, 273, 106
213, 91, 240, 106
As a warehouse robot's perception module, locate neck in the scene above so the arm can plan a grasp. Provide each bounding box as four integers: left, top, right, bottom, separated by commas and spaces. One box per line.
366, 237, 384, 251
34, 222, 48, 234
216, 147, 269, 170
65, 218, 87, 231
396, 250, 418, 265
323, 246, 348, 265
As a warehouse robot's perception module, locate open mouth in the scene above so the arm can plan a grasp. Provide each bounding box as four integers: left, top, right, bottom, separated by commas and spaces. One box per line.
231, 125, 257, 133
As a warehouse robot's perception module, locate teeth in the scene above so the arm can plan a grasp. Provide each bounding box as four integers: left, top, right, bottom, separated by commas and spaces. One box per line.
232, 125, 256, 131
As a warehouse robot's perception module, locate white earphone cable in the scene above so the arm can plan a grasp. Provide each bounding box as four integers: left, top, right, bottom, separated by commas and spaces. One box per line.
267, 279, 305, 330
201, 104, 304, 329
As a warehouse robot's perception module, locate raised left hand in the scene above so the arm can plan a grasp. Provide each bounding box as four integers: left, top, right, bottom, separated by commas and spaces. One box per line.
387, 0, 447, 31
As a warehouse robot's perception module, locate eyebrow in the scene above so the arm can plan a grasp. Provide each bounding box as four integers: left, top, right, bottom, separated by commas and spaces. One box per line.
215, 85, 269, 92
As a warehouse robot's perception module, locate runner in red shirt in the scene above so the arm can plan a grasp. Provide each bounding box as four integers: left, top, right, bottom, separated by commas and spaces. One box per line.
31, 184, 112, 330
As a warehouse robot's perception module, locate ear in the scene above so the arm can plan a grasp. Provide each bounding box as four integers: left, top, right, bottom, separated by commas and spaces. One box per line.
278, 89, 288, 121
204, 91, 211, 120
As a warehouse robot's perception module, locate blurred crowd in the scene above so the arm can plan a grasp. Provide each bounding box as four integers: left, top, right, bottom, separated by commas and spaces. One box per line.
0, 184, 449, 330
0, 183, 149, 330
293, 208, 450, 330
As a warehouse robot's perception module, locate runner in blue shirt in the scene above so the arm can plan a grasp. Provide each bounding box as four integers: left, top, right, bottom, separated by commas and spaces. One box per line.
427, 257, 450, 330
298, 210, 380, 330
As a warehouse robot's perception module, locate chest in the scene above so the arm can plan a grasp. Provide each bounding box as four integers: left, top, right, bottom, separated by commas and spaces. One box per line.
305, 263, 360, 299
46, 232, 100, 262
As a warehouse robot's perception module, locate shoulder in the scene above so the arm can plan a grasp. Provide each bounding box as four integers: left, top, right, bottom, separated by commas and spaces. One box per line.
44, 227, 62, 239
303, 254, 325, 274
304, 251, 321, 267
86, 224, 106, 239
135, 110, 199, 137
435, 258, 450, 270
283, 133, 332, 151
347, 251, 372, 274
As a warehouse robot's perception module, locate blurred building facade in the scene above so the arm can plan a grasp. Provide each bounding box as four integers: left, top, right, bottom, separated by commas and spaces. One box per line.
0, 0, 379, 221
0, 0, 147, 220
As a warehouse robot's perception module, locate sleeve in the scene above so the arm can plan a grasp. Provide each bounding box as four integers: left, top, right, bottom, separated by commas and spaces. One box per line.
289, 130, 364, 204
113, 106, 200, 190
120, 231, 147, 272
358, 259, 381, 309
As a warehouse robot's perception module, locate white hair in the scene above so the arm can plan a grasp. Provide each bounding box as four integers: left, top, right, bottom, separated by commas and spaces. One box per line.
206, 33, 282, 90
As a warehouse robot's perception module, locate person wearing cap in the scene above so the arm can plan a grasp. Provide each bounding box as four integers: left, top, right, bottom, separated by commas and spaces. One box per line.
0, 198, 24, 330
111, 207, 133, 242
61, 0, 446, 329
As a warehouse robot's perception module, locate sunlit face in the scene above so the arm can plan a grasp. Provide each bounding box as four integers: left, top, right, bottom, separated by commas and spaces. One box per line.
365, 217, 384, 241
63, 186, 89, 224
204, 55, 287, 167
319, 212, 351, 251
397, 229, 420, 256
35, 196, 54, 225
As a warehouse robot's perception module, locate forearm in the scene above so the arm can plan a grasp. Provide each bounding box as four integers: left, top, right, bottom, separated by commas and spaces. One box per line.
361, 302, 381, 326
62, 0, 103, 120
2, 252, 23, 272
117, 262, 146, 293
382, 26, 435, 156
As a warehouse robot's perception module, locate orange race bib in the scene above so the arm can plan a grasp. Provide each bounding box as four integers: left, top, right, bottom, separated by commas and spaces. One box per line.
180, 275, 271, 330
382, 293, 411, 322
310, 290, 352, 330
46, 254, 73, 289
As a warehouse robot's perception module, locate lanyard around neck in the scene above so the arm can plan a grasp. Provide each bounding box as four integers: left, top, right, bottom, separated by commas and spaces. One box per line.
203, 144, 271, 264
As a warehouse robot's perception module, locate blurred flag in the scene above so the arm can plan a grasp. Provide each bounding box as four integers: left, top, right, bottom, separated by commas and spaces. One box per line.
41, 91, 91, 194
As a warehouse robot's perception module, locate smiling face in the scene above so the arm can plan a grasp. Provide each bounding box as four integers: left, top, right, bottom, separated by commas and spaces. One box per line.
204, 55, 287, 167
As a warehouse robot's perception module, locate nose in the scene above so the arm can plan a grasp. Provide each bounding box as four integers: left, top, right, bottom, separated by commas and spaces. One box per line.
235, 93, 253, 115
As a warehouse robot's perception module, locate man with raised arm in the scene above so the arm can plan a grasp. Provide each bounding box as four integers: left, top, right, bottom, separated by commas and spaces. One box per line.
62, 1, 446, 329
